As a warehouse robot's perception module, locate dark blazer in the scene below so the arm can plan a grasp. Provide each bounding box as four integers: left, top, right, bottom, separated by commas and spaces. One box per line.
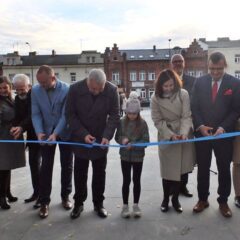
191, 73, 240, 134
13, 90, 37, 142
182, 74, 196, 96
65, 79, 120, 159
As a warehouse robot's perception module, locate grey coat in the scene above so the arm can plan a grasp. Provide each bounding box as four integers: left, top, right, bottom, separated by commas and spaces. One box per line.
65, 79, 120, 160
151, 89, 195, 181
0, 97, 26, 170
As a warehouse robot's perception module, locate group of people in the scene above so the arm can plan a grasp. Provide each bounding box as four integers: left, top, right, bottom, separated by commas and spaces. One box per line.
0, 51, 240, 221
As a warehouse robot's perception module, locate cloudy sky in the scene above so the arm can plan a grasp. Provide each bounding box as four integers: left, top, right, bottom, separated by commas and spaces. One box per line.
0, 0, 239, 55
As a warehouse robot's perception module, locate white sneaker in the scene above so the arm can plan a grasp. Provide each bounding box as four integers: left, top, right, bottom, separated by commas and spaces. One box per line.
121, 204, 130, 218
133, 204, 142, 218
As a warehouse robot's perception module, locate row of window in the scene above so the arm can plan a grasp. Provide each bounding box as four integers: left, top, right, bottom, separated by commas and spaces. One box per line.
112, 71, 156, 82
130, 88, 155, 100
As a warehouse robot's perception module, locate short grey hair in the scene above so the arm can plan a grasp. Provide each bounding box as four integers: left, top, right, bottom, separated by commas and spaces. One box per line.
88, 69, 106, 84
12, 74, 30, 86
170, 54, 184, 63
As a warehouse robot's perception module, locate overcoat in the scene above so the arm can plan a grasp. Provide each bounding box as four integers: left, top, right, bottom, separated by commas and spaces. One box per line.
151, 89, 195, 181
0, 96, 25, 170
232, 119, 240, 164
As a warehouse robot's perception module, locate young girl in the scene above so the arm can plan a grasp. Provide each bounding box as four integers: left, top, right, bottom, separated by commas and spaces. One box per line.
115, 98, 149, 218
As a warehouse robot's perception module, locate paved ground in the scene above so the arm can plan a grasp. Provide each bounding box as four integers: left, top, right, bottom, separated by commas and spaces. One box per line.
1, 108, 240, 240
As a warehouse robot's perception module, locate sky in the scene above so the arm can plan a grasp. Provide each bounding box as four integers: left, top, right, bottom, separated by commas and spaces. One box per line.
0, 0, 239, 55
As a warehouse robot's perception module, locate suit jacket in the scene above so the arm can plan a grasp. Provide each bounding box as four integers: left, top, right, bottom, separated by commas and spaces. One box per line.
191, 73, 240, 135
13, 90, 37, 142
182, 73, 196, 96
31, 79, 70, 140
65, 79, 120, 159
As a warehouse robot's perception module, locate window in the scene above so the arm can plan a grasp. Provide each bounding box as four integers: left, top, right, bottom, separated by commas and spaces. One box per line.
148, 71, 156, 81
55, 73, 59, 78
112, 71, 120, 85
92, 57, 95, 63
70, 72, 76, 82
195, 71, 203, 77
86, 57, 90, 63
9, 74, 15, 80
149, 88, 155, 98
140, 88, 146, 99
235, 55, 240, 63
235, 71, 240, 79
130, 71, 137, 81
187, 71, 195, 77
139, 70, 146, 81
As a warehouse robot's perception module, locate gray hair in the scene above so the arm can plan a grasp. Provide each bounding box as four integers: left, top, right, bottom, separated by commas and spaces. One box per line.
88, 69, 106, 84
12, 74, 30, 86
170, 54, 184, 63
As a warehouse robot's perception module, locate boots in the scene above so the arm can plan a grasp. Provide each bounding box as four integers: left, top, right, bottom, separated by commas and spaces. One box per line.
0, 197, 11, 210
161, 179, 170, 212
6, 192, 18, 202
171, 181, 183, 213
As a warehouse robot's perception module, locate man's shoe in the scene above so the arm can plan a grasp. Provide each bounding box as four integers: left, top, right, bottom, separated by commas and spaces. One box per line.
172, 198, 183, 213
39, 204, 49, 219
160, 199, 169, 212
25, 195, 38, 203
219, 203, 232, 218
33, 198, 41, 209
70, 204, 83, 219
0, 197, 11, 210
180, 185, 193, 198
6, 193, 18, 202
94, 206, 108, 218
193, 201, 209, 213
62, 198, 73, 210
234, 196, 240, 208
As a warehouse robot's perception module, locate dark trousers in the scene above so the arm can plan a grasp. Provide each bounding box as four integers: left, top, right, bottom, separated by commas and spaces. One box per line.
73, 156, 107, 207
121, 161, 143, 204
195, 139, 233, 204
39, 143, 73, 205
28, 144, 41, 197
162, 179, 180, 201
0, 170, 10, 197
181, 173, 188, 186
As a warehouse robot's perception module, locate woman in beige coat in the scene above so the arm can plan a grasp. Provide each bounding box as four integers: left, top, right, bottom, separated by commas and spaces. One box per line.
151, 69, 195, 213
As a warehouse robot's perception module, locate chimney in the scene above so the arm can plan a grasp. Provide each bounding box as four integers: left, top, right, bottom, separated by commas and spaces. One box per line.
29, 51, 36, 56
52, 49, 56, 56
153, 45, 156, 51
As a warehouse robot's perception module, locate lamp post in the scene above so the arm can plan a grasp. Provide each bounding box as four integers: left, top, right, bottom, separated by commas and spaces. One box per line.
168, 39, 171, 62
26, 42, 34, 85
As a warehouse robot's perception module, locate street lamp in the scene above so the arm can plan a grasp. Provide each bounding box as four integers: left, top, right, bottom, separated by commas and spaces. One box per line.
168, 39, 172, 61
25, 42, 34, 85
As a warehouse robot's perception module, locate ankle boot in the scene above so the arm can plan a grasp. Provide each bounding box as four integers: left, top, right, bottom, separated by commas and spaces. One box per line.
171, 197, 183, 213
161, 198, 169, 212
0, 197, 11, 210
6, 192, 18, 202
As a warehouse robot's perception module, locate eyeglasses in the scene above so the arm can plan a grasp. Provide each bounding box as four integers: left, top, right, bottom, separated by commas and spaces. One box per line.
209, 67, 224, 71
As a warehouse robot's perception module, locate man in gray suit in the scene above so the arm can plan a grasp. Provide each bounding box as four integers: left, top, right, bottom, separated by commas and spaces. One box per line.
31, 65, 73, 218
171, 54, 196, 197
65, 69, 120, 219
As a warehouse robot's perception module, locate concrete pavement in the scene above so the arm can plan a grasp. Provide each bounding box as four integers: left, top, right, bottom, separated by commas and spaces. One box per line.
1, 108, 240, 240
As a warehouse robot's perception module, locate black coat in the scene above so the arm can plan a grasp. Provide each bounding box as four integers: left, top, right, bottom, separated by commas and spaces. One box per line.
13, 90, 37, 142
191, 73, 240, 134
65, 79, 120, 159
182, 74, 196, 96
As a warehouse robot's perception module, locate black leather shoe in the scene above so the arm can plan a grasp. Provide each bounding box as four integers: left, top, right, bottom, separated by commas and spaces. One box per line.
25, 195, 38, 203
33, 198, 41, 209
235, 196, 240, 208
0, 197, 11, 210
94, 206, 108, 218
161, 199, 169, 212
180, 185, 193, 198
62, 198, 73, 210
39, 204, 49, 218
7, 193, 18, 202
70, 204, 84, 219
172, 198, 183, 213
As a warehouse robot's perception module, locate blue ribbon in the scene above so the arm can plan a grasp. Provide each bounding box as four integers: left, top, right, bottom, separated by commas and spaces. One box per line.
0, 131, 240, 148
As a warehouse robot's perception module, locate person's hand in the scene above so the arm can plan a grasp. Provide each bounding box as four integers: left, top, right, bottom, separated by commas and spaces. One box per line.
122, 137, 129, 145
171, 134, 181, 141
180, 135, 188, 140
37, 133, 46, 145
84, 134, 96, 144
213, 127, 225, 136
199, 125, 213, 136
10, 126, 23, 139
47, 133, 57, 145
100, 138, 109, 149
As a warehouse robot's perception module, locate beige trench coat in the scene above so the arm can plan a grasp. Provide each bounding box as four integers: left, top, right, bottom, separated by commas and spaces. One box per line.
233, 119, 240, 164
151, 89, 195, 181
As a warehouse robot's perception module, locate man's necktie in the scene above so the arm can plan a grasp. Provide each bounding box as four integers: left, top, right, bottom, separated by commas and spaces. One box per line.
212, 81, 218, 102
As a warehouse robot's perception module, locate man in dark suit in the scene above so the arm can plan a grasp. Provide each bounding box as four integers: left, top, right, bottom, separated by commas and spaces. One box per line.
65, 69, 120, 219
11, 74, 41, 208
170, 54, 196, 197
191, 52, 240, 218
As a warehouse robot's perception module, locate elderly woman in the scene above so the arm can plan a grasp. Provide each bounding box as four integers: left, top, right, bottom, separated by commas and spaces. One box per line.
0, 76, 25, 209
151, 69, 195, 213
